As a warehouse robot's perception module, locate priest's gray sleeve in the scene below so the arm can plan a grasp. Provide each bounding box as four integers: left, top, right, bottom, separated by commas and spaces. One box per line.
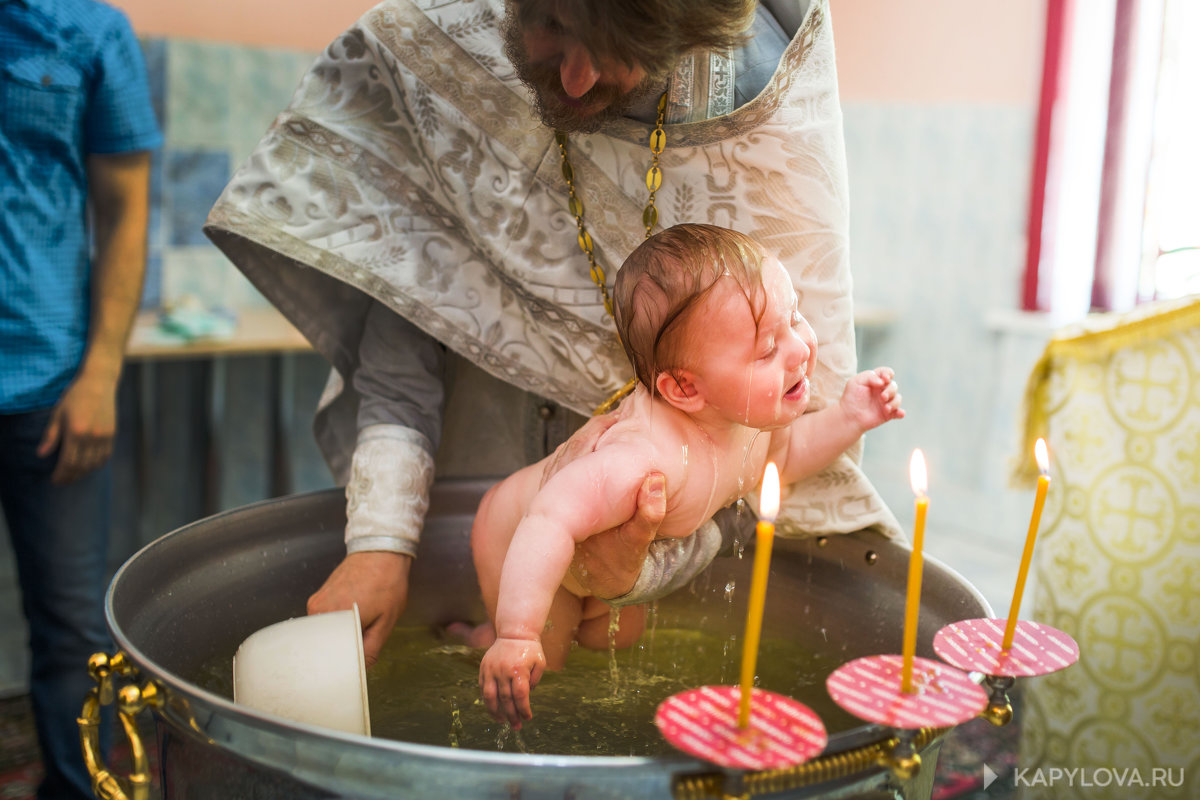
342, 302, 446, 557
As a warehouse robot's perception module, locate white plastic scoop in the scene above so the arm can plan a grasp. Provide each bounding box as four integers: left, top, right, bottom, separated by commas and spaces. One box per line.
233, 604, 370, 736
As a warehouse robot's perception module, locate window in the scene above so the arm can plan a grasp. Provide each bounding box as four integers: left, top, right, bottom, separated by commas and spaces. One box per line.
1139, 0, 1200, 301
1023, 0, 1197, 319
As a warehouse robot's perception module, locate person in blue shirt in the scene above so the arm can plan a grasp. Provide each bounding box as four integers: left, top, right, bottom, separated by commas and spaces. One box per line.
1, 0, 161, 796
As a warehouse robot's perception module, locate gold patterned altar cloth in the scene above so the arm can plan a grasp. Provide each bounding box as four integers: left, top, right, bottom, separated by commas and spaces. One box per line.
1015, 295, 1200, 799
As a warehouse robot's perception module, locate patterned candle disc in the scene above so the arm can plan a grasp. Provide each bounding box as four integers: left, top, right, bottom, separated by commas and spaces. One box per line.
655, 685, 827, 770
826, 655, 987, 729
933, 618, 1080, 677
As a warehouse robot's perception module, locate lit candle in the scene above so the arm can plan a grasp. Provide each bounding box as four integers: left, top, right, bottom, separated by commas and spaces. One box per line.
1003, 439, 1051, 649
901, 449, 928, 694
738, 462, 780, 728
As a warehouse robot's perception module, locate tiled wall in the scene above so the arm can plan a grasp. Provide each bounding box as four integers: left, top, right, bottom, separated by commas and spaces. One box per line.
0, 39, 1051, 692
144, 38, 317, 312
844, 103, 1051, 607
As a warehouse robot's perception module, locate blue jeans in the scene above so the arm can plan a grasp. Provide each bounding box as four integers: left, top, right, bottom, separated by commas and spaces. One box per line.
0, 407, 113, 800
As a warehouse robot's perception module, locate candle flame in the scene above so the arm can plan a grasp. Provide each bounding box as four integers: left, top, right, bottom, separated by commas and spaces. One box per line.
1035, 438, 1049, 475
909, 449, 928, 496
759, 462, 780, 521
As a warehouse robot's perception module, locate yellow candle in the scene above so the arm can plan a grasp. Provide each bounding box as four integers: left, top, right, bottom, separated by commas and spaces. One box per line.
1003, 439, 1051, 649
738, 462, 780, 728
901, 449, 928, 694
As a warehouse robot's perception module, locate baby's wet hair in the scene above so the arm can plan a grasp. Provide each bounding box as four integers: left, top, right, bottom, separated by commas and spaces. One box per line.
614, 223, 766, 390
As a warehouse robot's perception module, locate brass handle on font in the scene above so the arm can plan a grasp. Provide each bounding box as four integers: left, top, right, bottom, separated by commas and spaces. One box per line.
78, 651, 160, 800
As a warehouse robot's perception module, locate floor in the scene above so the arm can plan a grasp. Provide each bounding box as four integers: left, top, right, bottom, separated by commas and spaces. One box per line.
931, 687, 1023, 800
0, 693, 39, 800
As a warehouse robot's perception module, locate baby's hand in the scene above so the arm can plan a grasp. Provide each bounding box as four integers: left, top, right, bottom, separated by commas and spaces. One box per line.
841, 367, 905, 430
479, 637, 547, 729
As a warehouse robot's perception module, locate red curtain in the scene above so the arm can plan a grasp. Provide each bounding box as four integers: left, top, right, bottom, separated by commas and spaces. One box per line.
1024, 0, 1166, 313
1022, 0, 1074, 312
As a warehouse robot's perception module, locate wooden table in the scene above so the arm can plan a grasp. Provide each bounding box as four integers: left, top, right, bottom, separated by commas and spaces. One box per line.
126, 308, 311, 361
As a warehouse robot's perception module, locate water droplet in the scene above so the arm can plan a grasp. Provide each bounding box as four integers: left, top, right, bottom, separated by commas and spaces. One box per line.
608, 606, 622, 692
449, 700, 463, 748
723, 580, 736, 601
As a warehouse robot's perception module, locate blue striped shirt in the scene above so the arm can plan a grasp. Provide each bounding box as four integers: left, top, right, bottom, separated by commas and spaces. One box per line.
1, 0, 162, 412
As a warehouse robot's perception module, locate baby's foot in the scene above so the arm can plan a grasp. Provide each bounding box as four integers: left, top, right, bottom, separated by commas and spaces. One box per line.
439, 621, 496, 649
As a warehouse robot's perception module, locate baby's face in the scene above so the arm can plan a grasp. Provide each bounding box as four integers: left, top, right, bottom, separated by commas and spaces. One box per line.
683, 256, 817, 429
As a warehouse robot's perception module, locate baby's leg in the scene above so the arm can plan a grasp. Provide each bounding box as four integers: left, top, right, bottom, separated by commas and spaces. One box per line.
543, 586, 585, 670
471, 463, 545, 623
575, 597, 646, 652
453, 463, 547, 648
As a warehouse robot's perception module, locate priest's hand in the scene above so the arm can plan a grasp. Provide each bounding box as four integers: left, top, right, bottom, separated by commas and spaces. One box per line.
542, 410, 667, 600
307, 551, 411, 667
570, 472, 666, 600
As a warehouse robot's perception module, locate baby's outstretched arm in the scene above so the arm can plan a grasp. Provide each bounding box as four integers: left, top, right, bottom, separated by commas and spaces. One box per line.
777, 367, 904, 485
479, 447, 651, 728
841, 366, 905, 430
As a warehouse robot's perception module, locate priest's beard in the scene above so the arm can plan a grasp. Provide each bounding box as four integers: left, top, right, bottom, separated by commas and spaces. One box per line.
501, 18, 665, 134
